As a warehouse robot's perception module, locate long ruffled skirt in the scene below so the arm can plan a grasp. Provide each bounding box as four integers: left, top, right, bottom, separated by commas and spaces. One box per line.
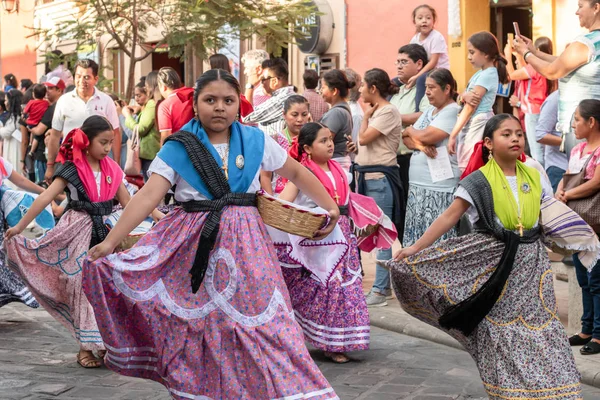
387, 233, 581, 399
279, 216, 370, 352
83, 206, 338, 400
5, 210, 103, 350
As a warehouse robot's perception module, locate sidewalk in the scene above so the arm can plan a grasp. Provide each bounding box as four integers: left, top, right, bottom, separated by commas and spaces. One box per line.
361, 247, 600, 389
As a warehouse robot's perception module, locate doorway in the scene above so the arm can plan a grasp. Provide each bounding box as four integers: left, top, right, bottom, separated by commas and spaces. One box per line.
490, 1, 532, 114
151, 45, 186, 83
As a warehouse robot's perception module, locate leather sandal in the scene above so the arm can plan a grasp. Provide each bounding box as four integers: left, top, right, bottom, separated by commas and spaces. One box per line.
77, 352, 101, 368
569, 334, 592, 346
580, 341, 600, 355
324, 351, 351, 364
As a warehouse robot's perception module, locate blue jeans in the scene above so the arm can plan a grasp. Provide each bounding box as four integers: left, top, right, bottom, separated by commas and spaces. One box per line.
365, 176, 394, 294
546, 166, 565, 194
574, 254, 600, 339
34, 160, 46, 184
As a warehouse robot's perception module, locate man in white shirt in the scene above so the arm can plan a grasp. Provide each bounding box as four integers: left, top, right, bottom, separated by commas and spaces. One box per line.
45, 59, 120, 181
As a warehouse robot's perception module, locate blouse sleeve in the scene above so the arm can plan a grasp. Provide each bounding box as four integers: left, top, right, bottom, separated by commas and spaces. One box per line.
148, 156, 179, 186
262, 134, 288, 172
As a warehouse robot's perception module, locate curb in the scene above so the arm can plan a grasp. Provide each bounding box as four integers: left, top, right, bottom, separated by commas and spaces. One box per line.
368, 306, 600, 389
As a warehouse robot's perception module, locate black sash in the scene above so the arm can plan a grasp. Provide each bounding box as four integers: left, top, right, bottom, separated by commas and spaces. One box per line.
164, 132, 256, 294
54, 162, 114, 248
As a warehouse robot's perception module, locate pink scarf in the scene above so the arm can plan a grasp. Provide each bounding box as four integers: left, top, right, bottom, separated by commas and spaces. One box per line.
303, 157, 348, 206
56, 128, 123, 202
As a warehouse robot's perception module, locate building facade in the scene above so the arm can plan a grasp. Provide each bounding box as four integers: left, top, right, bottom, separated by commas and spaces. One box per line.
0, 0, 585, 97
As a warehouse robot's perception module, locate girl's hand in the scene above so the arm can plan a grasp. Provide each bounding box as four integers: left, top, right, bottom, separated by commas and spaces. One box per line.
365, 103, 379, 119
405, 75, 418, 90
394, 246, 418, 261
461, 91, 481, 108
555, 190, 567, 203
513, 35, 534, 56
447, 135, 458, 156
88, 241, 117, 262
509, 95, 521, 108
503, 42, 514, 59
151, 209, 165, 222
121, 106, 132, 117
5, 224, 24, 241
313, 209, 340, 240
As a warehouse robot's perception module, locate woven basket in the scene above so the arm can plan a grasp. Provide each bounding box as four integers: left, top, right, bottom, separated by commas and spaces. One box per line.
257, 190, 328, 238
116, 234, 145, 252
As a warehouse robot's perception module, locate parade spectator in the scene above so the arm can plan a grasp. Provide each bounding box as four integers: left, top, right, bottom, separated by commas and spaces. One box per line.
46, 59, 120, 180
505, 37, 555, 167
408, 4, 450, 92
241, 49, 270, 106
124, 79, 160, 181
319, 69, 354, 170
3, 74, 17, 92
20, 79, 34, 105
108, 94, 130, 168
156, 67, 194, 144
28, 77, 65, 183
535, 91, 567, 192
344, 68, 364, 159
390, 44, 430, 200
302, 69, 328, 122
209, 53, 253, 118
556, 99, 600, 354
0, 89, 23, 173
0, 91, 8, 126
23, 84, 49, 128
242, 58, 295, 137
45, 50, 74, 87
513, 0, 600, 158
401, 68, 461, 247
448, 31, 508, 172
353, 68, 403, 307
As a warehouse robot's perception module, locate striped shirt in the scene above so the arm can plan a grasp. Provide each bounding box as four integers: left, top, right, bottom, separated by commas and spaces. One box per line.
243, 86, 296, 137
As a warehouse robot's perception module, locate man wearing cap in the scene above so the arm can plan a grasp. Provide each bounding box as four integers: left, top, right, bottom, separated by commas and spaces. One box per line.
27, 77, 65, 183
45, 59, 120, 182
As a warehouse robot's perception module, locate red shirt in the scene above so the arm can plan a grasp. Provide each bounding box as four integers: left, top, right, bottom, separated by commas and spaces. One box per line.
157, 87, 195, 134
23, 99, 50, 126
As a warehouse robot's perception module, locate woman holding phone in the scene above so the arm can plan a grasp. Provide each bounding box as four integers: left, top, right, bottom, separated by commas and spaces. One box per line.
513, 0, 600, 157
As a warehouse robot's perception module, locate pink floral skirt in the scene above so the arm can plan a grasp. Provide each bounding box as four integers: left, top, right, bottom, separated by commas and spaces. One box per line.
83, 206, 338, 400
278, 216, 370, 352
5, 210, 104, 351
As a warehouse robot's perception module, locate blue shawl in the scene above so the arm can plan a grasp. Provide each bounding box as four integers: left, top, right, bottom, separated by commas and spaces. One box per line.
157, 119, 264, 199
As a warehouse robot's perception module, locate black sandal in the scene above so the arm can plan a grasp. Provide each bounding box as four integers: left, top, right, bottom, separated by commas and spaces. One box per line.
569, 334, 592, 346
580, 341, 600, 355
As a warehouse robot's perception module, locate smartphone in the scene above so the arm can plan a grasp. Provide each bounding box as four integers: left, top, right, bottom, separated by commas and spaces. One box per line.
513, 22, 521, 37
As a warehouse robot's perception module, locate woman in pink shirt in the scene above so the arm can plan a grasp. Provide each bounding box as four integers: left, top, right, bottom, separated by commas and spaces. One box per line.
505, 37, 555, 168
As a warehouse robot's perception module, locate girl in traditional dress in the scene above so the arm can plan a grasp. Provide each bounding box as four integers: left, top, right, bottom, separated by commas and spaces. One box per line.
4, 116, 137, 369
0, 157, 46, 308
276, 122, 369, 364
83, 69, 340, 400
260, 94, 310, 195
385, 114, 596, 399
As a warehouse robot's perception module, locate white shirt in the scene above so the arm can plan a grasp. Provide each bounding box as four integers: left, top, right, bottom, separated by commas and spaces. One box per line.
52, 88, 120, 137
410, 29, 450, 70
148, 134, 288, 201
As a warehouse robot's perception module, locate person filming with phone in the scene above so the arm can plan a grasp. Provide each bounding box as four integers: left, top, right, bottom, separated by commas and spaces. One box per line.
512, 0, 600, 158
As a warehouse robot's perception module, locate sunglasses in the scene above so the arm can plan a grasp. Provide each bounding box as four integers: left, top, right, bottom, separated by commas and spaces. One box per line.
261, 76, 276, 83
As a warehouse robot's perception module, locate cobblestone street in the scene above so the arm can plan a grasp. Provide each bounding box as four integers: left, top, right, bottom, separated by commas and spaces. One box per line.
2, 303, 600, 399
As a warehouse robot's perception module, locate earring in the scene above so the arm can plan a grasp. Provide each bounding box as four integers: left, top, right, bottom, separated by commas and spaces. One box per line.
308, 154, 312, 161
488, 151, 493, 161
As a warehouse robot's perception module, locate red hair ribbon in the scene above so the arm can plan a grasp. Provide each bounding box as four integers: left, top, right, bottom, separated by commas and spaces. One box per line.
56, 128, 90, 164
288, 136, 301, 162
460, 141, 526, 180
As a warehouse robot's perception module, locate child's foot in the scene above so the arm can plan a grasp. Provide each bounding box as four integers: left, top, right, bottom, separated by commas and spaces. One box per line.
77, 350, 101, 368
324, 352, 351, 364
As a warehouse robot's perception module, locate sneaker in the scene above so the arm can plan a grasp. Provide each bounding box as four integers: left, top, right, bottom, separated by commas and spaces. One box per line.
365, 291, 388, 307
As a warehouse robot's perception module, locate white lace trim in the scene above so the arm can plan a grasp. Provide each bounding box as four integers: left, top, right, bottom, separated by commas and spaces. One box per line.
111, 246, 294, 326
